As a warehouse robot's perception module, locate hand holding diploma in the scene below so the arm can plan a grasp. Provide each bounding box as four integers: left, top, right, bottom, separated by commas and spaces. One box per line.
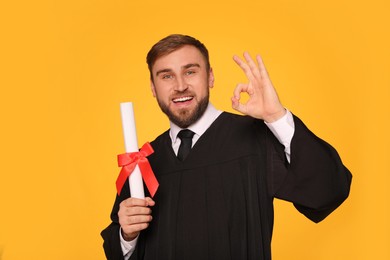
118, 196, 155, 241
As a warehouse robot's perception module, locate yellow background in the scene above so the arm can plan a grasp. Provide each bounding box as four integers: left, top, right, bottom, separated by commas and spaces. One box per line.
0, 0, 389, 259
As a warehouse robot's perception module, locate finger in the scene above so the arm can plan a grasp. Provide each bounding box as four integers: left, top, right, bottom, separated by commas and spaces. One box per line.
145, 197, 156, 207
256, 55, 270, 79
233, 83, 248, 99
122, 222, 150, 235
231, 96, 247, 115
119, 209, 153, 229
122, 197, 149, 207
125, 214, 153, 225
231, 83, 249, 114
243, 52, 262, 79
233, 54, 256, 82
122, 205, 152, 216
120, 214, 153, 236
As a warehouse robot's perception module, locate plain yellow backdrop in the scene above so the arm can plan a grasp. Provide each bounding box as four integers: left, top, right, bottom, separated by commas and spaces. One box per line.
0, 0, 389, 259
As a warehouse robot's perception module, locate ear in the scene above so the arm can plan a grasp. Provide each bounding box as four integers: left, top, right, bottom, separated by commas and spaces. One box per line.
208, 68, 215, 88
150, 80, 157, 97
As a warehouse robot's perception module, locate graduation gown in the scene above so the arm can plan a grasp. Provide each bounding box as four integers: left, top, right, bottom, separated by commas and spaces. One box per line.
101, 112, 352, 260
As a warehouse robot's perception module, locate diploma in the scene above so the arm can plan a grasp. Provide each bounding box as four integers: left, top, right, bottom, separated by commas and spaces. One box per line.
120, 102, 145, 198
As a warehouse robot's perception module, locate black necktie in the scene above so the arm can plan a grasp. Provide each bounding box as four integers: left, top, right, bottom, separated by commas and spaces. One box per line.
177, 129, 195, 161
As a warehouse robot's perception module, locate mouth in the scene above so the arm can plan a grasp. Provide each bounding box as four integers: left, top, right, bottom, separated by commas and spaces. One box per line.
172, 96, 194, 103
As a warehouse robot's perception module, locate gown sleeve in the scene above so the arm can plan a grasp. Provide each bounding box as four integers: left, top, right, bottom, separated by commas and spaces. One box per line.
101, 181, 130, 260
266, 114, 352, 223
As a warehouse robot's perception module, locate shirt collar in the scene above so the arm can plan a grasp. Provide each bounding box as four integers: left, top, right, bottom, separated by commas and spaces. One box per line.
170, 103, 222, 143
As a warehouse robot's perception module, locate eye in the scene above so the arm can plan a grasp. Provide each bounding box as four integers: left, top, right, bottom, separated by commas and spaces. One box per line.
185, 70, 196, 76
162, 74, 173, 79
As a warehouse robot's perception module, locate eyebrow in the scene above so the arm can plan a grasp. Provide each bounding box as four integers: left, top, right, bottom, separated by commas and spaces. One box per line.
183, 63, 200, 70
155, 68, 172, 77
155, 63, 201, 77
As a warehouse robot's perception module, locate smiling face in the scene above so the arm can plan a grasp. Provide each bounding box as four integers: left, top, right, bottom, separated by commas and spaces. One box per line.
150, 45, 214, 128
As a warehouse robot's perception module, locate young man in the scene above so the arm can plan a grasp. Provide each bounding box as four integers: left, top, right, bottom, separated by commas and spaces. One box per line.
102, 34, 352, 260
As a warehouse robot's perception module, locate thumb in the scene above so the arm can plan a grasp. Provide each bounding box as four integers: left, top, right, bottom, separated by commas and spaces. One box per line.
145, 197, 156, 206
231, 96, 247, 115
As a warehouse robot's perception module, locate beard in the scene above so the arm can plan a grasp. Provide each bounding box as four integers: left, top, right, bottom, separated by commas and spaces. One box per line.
156, 90, 209, 129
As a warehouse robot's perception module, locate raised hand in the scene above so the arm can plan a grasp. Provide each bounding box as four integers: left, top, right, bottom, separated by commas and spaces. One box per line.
232, 52, 286, 123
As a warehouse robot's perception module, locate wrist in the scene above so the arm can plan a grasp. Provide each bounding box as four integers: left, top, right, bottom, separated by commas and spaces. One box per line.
122, 230, 138, 242
264, 108, 286, 123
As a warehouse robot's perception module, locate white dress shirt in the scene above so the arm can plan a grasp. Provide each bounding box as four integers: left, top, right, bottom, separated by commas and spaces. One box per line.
120, 103, 295, 259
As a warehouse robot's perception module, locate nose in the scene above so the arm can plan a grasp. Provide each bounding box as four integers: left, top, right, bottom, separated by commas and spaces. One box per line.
174, 76, 188, 92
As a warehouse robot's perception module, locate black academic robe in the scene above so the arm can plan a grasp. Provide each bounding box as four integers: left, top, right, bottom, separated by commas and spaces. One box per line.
101, 112, 352, 260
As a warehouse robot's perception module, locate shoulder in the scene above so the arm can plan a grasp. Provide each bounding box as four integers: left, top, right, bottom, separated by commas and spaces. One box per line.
149, 129, 170, 152
218, 111, 267, 133
201, 112, 269, 152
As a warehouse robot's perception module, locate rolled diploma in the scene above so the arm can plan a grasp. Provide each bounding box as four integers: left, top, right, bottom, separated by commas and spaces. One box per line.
120, 102, 145, 199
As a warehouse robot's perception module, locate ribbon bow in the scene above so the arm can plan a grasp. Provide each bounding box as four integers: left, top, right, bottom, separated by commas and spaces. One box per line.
116, 142, 159, 197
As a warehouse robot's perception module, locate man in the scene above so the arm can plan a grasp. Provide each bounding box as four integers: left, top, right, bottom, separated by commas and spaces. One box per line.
102, 34, 352, 260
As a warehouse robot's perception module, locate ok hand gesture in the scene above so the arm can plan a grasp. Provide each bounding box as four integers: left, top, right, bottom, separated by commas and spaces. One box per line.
232, 52, 286, 123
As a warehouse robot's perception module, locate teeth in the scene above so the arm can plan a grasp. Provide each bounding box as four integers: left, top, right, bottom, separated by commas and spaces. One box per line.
173, 96, 192, 102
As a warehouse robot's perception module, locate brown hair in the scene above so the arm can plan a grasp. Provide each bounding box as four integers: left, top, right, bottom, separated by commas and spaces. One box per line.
146, 34, 210, 81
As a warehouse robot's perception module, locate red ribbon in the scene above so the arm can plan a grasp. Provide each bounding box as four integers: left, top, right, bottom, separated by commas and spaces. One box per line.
116, 142, 159, 197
